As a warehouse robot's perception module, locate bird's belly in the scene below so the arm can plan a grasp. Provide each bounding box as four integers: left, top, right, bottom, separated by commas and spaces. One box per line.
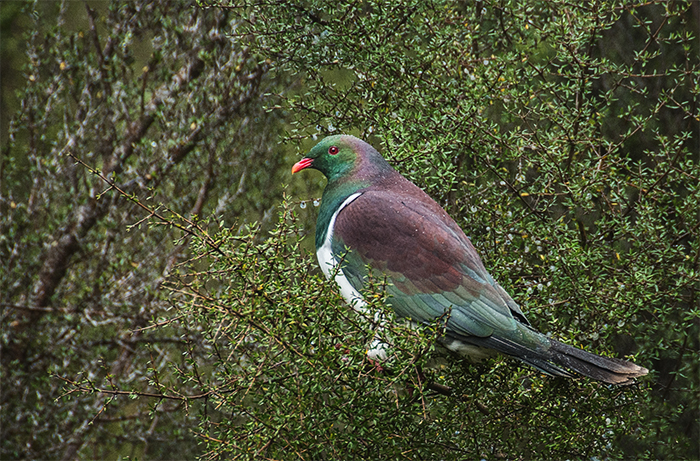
442, 338, 497, 361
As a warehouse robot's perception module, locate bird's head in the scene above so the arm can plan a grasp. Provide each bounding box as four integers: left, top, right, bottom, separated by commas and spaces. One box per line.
292, 135, 374, 183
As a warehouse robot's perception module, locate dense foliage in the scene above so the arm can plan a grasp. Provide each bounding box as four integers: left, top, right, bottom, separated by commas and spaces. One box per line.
2, 0, 698, 459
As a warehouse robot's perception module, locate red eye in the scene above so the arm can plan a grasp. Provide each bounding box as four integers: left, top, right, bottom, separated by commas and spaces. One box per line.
328, 146, 339, 155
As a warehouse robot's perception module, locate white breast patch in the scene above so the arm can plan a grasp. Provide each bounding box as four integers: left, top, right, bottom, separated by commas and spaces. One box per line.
317, 192, 367, 312
317, 192, 391, 360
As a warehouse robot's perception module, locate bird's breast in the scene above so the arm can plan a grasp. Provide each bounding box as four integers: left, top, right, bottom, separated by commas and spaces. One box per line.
317, 192, 366, 312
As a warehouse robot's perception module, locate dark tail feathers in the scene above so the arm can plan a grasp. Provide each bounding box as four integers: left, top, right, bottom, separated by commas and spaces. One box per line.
542, 339, 648, 385
451, 333, 648, 385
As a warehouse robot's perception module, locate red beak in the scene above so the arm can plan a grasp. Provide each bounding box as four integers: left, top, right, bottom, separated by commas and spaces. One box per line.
291, 157, 314, 174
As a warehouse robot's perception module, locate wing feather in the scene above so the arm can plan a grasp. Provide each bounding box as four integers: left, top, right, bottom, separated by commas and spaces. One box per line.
332, 189, 528, 340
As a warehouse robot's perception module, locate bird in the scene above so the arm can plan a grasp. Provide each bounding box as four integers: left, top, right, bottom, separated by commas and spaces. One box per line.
292, 134, 648, 385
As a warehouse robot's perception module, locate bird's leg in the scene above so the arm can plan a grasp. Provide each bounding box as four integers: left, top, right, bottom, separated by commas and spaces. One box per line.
366, 357, 385, 373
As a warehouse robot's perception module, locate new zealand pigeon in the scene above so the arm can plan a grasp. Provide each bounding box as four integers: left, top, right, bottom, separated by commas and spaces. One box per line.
292, 134, 648, 385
